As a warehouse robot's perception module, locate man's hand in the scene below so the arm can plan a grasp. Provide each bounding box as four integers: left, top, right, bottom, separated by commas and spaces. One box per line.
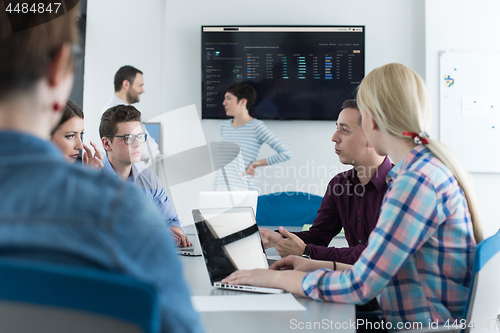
270, 255, 334, 272
263, 226, 307, 258
259, 228, 275, 249
170, 226, 192, 248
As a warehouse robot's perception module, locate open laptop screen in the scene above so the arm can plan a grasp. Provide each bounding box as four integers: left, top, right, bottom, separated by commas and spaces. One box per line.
192, 207, 267, 284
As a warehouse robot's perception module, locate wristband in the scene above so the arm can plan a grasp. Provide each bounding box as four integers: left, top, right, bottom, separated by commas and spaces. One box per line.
301, 246, 311, 259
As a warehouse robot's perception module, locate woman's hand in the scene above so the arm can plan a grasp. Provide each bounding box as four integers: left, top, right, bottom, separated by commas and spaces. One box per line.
242, 161, 261, 177
222, 269, 280, 289
271, 255, 352, 272
83, 141, 103, 169
221, 269, 307, 297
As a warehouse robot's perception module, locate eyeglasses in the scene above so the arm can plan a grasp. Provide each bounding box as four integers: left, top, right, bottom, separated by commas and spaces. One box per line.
107, 133, 147, 145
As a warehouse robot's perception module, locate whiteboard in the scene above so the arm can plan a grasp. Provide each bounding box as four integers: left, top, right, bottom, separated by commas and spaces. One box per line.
440, 50, 500, 173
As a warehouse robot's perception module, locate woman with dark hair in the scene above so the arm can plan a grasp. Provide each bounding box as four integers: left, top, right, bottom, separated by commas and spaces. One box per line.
51, 100, 103, 168
217, 82, 292, 191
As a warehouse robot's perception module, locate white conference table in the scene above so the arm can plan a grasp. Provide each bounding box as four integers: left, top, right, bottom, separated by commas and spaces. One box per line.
181, 226, 355, 333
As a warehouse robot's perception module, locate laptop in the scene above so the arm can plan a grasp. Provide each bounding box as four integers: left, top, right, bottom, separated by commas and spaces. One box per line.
176, 224, 202, 256
192, 207, 284, 294
177, 191, 259, 257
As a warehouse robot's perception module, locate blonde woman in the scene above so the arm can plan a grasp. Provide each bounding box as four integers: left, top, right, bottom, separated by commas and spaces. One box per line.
223, 63, 482, 330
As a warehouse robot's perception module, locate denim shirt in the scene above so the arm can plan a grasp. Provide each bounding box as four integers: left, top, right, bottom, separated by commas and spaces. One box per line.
101, 156, 185, 232
0, 131, 203, 333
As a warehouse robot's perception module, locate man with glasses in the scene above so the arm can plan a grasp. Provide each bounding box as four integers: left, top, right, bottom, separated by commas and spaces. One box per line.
100, 105, 191, 247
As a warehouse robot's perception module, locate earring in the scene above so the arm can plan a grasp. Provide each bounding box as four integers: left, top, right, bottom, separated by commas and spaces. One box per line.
53, 102, 61, 111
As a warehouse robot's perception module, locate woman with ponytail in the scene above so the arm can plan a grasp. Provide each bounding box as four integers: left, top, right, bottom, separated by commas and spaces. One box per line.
223, 63, 482, 330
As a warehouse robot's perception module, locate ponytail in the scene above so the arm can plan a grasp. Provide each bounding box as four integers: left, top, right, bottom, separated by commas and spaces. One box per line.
425, 140, 483, 243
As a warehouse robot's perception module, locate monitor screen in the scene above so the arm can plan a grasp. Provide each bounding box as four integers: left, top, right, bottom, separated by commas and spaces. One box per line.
202, 26, 365, 121
144, 122, 161, 153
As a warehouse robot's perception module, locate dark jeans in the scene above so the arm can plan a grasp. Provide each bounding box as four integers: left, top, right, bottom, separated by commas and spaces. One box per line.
356, 312, 388, 333
355, 298, 381, 312
356, 299, 386, 333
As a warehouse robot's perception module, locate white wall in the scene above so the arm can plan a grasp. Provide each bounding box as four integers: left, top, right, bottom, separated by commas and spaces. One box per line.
83, 0, 166, 146
425, 0, 500, 238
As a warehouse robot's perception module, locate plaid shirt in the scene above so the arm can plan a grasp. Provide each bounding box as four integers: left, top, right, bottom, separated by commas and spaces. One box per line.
302, 145, 476, 328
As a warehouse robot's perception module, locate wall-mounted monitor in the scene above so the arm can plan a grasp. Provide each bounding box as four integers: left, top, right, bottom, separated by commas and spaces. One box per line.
201, 26, 365, 121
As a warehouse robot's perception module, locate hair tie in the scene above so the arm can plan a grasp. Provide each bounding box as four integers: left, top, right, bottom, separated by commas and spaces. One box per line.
403, 131, 430, 145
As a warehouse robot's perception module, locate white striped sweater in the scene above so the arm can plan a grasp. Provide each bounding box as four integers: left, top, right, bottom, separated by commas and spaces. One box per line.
213, 118, 292, 191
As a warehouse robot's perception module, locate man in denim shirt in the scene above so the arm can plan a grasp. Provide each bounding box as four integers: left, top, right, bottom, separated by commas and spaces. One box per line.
0, 9, 203, 333
99, 104, 191, 247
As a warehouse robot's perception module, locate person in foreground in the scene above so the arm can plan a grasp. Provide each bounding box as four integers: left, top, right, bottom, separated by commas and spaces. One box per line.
99, 104, 191, 247
223, 63, 483, 329
51, 100, 103, 168
0, 8, 202, 333
260, 99, 391, 265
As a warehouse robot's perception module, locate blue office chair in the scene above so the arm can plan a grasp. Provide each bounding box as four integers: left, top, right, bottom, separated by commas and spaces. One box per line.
405, 229, 500, 333
0, 259, 160, 333
256, 191, 323, 227
462, 228, 500, 333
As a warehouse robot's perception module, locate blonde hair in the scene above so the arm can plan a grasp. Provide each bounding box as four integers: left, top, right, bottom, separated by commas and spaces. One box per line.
357, 63, 483, 244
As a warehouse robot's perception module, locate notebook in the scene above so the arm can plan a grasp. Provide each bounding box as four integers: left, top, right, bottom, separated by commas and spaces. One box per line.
192, 207, 284, 294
